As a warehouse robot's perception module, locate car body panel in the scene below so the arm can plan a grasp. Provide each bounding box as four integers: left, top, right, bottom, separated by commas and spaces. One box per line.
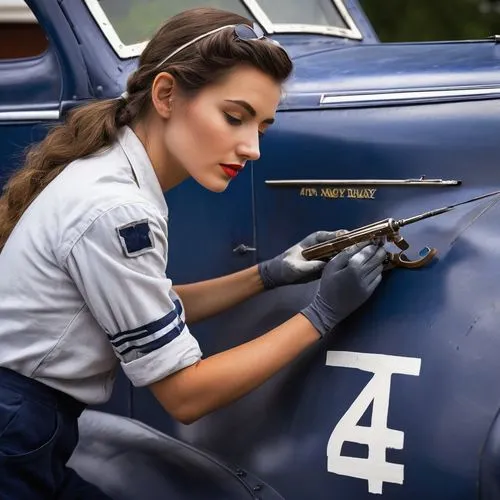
286, 40, 500, 104
134, 95, 500, 500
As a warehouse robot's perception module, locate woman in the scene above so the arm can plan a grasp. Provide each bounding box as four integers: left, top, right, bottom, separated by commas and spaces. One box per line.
0, 7, 386, 499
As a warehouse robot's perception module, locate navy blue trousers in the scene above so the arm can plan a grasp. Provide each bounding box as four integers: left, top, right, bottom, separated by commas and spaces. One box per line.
0, 367, 112, 499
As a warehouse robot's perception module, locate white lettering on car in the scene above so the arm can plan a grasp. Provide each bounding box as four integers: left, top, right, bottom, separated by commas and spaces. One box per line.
326, 351, 421, 494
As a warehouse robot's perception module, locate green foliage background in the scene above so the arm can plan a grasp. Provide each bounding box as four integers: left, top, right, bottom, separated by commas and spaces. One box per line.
358, 0, 500, 42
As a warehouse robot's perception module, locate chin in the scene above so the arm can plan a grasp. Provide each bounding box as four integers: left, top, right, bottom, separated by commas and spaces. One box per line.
209, 181, 230, 193
197, 175, 231, 193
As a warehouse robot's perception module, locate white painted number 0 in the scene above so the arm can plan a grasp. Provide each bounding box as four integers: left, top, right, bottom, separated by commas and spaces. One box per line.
326, 351, 421, 495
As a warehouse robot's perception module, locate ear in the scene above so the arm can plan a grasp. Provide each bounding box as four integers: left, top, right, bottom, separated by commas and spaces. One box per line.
151, 72, 175, 119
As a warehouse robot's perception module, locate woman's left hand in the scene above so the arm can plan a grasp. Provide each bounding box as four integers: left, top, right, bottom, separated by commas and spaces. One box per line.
258, 230, 346, 290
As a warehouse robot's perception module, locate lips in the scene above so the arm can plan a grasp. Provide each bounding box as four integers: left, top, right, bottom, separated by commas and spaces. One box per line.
220, 164, 243, 179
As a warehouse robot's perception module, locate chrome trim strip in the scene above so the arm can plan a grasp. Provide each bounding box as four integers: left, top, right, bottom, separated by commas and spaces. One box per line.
0, 110, 60, 121
84, 0, 147, 58
320, 87, 500, 105
271, 23, 361, 39
266, 178, 461, 186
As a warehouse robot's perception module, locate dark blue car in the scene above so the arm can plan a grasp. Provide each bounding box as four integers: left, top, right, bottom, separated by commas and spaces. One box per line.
1, 1, 500, 499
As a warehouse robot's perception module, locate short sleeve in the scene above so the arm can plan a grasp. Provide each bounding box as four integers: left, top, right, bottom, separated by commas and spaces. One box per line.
65, 202, 202, 387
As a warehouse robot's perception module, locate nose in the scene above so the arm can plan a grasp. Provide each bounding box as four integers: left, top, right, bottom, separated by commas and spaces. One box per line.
236, 130, 261, 162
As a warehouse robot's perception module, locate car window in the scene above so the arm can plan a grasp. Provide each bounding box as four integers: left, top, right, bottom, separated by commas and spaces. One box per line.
257, 0, 347, 29
359, 0, 500, 42
97, 0, 252, 46
0, 0, 48, 58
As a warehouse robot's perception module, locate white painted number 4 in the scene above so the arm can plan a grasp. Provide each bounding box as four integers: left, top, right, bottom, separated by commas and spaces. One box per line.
326, 351, 421, 495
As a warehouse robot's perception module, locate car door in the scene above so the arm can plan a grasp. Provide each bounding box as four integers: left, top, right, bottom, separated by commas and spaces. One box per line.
217, 44, 500, 499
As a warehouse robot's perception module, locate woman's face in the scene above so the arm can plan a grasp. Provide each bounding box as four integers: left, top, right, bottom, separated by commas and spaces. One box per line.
161, 65, 282, 192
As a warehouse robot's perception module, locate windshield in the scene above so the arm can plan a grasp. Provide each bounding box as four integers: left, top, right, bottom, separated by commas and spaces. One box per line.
96, 0, 252, 46
257, 0, 347, 29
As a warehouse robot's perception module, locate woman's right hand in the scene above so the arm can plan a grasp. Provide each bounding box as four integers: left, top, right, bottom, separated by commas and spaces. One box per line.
300, 243, 387, 337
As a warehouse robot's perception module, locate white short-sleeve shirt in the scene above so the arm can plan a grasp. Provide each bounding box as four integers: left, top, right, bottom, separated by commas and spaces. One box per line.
0, 126, 202, 404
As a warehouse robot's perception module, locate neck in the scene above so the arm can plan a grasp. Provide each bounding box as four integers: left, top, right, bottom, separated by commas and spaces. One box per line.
131, 119, 189, 192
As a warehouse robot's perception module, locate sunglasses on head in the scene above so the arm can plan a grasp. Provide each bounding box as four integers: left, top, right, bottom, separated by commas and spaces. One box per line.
234, 23, 280, 44
154, 23, 283, 70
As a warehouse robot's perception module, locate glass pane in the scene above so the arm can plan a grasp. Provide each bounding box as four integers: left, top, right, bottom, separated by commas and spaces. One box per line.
257, 0, 347, 28
98, 0, 252, 46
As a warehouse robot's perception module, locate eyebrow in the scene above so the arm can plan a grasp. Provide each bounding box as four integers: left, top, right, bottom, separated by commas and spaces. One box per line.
224, 99, 275, 124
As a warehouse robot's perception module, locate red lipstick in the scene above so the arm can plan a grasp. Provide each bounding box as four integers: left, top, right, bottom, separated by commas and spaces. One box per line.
220, 164, 243, 179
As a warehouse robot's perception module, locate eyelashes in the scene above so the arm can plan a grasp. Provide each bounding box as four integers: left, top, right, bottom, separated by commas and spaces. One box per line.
224, 112, 242, 126
224, 112, 266, 138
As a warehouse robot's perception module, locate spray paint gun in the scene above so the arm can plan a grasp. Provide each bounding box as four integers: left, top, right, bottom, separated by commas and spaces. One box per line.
301, 190, 500, 269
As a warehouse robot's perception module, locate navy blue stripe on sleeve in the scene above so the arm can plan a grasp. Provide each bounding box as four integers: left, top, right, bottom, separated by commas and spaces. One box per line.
119, 321, 186, 357
109, 299, 183, 347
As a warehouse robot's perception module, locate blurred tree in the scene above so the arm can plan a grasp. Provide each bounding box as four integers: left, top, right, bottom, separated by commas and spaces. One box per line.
358, 0, 500, 41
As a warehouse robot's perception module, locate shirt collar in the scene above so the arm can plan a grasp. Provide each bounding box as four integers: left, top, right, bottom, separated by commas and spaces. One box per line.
117, 126, 169, 218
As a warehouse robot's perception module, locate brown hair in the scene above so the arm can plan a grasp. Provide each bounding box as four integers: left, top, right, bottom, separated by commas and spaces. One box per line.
0, 7, 292, 251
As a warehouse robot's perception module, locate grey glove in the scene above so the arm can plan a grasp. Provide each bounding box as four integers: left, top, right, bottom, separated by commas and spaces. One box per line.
258, 230, 347, 290
301, 243, 386, 337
